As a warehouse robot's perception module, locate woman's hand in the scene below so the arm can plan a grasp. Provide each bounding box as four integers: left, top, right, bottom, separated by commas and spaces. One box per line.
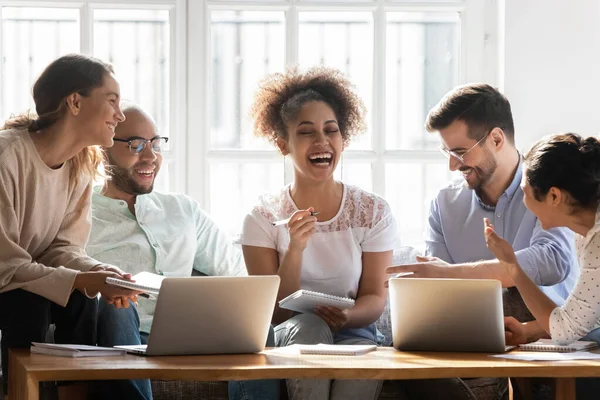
287, 208, 317, 252
73, 267, 141, 308
484, 218, 519, 266
315, 306, 350, 333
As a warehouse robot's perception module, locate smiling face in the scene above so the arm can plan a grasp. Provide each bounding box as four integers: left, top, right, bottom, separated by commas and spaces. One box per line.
105, 109, 162, 195
75, 73, 125, 147
438, 119, 498, 192
277, 101, 343, 183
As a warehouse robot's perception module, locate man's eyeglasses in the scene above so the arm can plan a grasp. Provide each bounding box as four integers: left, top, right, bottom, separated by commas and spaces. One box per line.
113, 136, 169, 155
438, 129, 492, 164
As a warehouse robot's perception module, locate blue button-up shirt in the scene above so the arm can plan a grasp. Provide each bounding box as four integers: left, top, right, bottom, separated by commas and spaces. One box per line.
426, 160, 579, 305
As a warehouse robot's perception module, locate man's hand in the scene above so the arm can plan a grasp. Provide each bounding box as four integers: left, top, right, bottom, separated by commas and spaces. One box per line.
384, 255, 453, 287
315, 306, 349, 333
504, 316, 531, 346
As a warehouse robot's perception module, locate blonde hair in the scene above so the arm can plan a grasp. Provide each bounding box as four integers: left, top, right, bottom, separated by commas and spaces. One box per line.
2, 54, 113, 185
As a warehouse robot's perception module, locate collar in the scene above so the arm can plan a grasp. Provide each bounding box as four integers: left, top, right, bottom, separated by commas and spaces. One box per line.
92, 185, 136, 218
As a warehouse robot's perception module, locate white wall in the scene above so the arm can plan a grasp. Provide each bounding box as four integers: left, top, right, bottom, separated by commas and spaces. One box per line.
502, 0, 600, 150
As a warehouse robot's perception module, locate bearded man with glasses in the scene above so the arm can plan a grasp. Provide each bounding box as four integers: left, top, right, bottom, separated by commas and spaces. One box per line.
85, 102, 279, 400
386, 84, 580, 398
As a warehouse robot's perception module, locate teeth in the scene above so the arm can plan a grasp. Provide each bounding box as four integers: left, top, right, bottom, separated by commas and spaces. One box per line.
308, 153, 332, 160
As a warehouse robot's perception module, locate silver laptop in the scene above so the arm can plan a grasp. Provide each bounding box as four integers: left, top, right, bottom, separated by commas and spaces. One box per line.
389, 278, 510, 353
116, 275, 280, 356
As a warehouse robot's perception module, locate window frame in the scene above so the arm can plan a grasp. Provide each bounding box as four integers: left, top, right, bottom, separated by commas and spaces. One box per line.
188, 0, 499, 230
0, 0, 187, 194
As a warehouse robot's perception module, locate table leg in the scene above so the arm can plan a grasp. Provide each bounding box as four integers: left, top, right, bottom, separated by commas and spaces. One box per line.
554, 378, 575, 400
8, 351, 39, 400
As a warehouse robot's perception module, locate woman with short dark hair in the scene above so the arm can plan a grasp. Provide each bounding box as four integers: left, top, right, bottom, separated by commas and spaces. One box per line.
485, 132, 600, 398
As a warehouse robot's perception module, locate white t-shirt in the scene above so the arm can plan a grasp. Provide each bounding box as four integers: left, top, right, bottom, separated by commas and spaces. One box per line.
549, 204, 600, 345
241, 184, 398, 299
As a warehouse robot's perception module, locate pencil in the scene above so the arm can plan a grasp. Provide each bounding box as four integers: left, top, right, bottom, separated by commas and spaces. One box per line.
271, 211, 320, 227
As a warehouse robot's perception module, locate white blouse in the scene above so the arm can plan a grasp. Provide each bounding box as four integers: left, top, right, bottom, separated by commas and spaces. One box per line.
240, 184, 398, 299
549, 204, 600, 344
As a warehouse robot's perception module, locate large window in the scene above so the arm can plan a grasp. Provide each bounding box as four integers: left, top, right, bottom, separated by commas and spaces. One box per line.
191, 0, 492, 247
0, 0, 185, 193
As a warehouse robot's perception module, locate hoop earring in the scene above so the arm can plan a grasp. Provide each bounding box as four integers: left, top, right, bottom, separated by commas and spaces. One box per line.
340, 153, 344, 182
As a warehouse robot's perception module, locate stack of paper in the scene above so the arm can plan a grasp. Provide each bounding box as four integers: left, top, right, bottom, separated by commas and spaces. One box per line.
30, 342, 126, 358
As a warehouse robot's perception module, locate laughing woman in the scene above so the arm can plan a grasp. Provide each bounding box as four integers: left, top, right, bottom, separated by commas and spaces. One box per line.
0, 54, 139, 396
240, 67, 397, 400
484, 133, 600, 399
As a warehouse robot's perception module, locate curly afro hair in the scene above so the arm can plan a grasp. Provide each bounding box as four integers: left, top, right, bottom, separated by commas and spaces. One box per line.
249, 66, 367, 149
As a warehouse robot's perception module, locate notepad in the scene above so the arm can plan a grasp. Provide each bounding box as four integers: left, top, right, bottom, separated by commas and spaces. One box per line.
518, 339, 599, 353
297, 344, 377, 356
105, 271, 165, 294
30, 342, 126, 358
278, 290, 355, 314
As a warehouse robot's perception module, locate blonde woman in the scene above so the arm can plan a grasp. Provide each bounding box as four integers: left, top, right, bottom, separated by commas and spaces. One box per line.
0, 54, 139, 396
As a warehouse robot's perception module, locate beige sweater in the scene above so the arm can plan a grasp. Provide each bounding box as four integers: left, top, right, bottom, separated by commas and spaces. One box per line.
0, 129, 100, 306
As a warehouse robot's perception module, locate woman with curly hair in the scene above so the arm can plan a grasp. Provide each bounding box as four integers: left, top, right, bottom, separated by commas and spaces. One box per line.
239, 67, 397, 400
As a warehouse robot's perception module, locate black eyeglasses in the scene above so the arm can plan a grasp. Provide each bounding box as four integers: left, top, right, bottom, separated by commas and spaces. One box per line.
113, 136, 169, 155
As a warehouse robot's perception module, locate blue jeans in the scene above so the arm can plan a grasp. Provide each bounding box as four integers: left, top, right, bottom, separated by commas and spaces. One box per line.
94, 299, 152, 400
227, 325, 281, 400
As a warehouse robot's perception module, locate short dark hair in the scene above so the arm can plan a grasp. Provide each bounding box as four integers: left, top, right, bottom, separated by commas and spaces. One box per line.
524, 133, 600, 210
425, 83, 515, 143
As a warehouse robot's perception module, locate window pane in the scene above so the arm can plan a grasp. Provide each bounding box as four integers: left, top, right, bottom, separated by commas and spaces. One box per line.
1, 7, 79, 120
94, 9, 170, 142
298, 12, 373, 150
153, 161, 171, 193
385, 162, 454, 248
386, 12, 460, 150
210, 162, 284, 237
210, 11, 285, 150
334, 162, 372, 192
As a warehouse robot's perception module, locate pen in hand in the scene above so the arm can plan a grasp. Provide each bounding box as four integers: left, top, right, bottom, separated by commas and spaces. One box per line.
139, 292, 157, 300
271, 211, 320, 227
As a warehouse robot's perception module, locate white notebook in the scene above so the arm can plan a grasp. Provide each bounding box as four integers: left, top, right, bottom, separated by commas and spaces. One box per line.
519, 339, 599, 353
30, 342, 126, 358
297, 344, 377, 356
278, 289, 355, 314
105, 271, 165, 294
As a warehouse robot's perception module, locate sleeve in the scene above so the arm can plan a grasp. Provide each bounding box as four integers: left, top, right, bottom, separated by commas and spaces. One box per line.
191, 199, 246, 277
239, 206, 278, 250
514, 219, 575, 286
36, 181, 102, 273
549, 232, 600, 345
424, 196, 454, 263
0, 172, 79, 306
361, 198, 398, 253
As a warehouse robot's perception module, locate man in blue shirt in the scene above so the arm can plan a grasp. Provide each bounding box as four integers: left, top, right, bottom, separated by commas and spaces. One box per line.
386, 83, 579, 399
387, 83, 578, 306
88, 102, 278, 400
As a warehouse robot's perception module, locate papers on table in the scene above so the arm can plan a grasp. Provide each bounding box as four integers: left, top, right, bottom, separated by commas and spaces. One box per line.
491, 351, 600, 361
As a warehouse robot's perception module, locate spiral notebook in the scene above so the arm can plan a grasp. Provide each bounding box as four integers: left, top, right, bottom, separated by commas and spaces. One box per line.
278, 289, 355, 314
105, 271, 165, 295
519, 338, 599, 353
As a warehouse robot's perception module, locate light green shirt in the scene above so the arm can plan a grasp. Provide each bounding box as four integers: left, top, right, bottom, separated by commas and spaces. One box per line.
86, 186, 246, 332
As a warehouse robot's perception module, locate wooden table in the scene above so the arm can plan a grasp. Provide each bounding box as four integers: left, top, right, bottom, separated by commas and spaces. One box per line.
9, 347, 600, 400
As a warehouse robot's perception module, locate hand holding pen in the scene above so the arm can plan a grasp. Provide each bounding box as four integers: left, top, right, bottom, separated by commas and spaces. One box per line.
281, 208, 319, 252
